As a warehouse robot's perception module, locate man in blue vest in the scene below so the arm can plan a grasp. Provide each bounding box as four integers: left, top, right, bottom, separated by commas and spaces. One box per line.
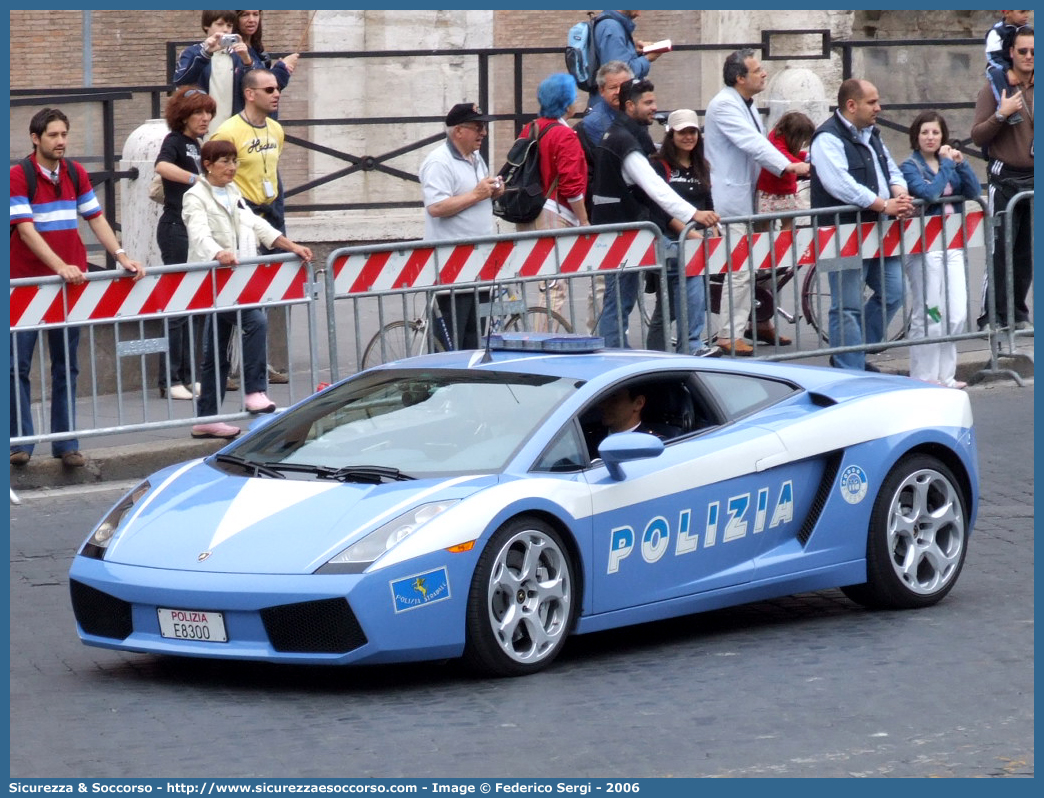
810, 78, 914, 371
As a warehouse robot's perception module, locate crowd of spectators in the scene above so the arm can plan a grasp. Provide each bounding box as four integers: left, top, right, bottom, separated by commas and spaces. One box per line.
9, 11, 1034, 466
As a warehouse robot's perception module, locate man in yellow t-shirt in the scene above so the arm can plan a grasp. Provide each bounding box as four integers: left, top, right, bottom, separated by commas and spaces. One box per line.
210, 67, 285, 241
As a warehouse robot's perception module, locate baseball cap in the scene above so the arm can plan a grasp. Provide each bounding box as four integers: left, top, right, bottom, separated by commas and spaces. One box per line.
445, 103, 491, 127
666, 109, 700, 132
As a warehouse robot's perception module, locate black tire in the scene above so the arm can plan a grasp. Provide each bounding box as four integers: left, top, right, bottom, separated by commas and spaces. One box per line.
463, 516, 577, 677
361, 320, 442, 368
503, 306, 574, 335
842, 454, 969, 609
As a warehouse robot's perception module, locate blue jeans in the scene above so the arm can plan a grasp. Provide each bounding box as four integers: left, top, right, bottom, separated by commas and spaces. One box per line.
10, 327, 80, 456
196, 309, 268, 418
646, 253, 708, 353
598, 272, 640, 348
828, 256, 904, 370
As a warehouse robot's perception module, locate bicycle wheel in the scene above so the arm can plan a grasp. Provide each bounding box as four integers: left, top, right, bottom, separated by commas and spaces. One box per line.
362, 320, 441, 369
801, 263, 910, 345
503, 307, 574, 335
801, 264, 830, 344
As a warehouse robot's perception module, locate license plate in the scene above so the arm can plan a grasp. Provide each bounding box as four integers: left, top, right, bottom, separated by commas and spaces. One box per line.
157, 607, 228, 643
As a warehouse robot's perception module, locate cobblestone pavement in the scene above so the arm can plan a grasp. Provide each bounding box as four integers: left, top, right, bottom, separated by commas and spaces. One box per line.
9, 384, 1033, 778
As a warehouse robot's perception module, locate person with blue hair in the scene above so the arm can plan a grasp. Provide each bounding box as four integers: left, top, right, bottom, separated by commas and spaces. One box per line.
514, 73, 590, 329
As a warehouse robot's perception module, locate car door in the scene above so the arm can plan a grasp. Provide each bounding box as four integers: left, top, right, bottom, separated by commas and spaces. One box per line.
582, 372, 802, 615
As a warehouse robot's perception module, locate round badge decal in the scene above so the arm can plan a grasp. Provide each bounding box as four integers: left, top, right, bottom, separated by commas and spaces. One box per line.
839, 465, 869, 504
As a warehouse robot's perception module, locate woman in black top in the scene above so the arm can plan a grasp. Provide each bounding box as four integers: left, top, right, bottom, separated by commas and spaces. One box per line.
154, 86, 216, 399
646, 109, 719, 355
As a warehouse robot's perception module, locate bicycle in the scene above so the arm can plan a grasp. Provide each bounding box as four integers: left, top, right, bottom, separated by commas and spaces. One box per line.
362, 284, 573, 368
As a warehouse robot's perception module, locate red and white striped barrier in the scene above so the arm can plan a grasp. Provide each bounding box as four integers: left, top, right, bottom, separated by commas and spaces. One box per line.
682, 210, 985, 277
329, 227, 659, 296
10, 260, 308, 329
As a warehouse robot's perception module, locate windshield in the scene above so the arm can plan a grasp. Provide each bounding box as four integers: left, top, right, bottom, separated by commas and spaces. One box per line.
226, 369, 579, 478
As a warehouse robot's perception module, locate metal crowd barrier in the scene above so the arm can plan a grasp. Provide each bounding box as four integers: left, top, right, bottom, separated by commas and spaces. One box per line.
11, 199, 1029, 455
322, 222, 666, 380
978, 189, 1034, 385
676, 199, 999, 370
10, 255, 321, 451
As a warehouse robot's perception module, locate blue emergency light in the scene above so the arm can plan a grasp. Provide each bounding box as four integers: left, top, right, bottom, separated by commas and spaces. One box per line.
487, 332, 604, 353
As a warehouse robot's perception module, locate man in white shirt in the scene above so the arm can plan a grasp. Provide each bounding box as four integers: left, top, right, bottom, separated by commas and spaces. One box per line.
809, 78, 914, 371
419, 103, 505, 348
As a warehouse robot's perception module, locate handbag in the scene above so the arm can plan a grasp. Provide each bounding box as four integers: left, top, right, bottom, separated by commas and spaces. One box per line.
148, 173, 164, 205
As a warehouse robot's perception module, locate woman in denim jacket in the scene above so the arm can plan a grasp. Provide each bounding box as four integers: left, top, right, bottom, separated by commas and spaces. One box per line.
900, 111, 982, 389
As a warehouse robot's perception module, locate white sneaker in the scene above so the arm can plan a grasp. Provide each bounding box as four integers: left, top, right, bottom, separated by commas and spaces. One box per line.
244, 391, 276, 414
167, 384, 194, 401
192, 382, 201, 397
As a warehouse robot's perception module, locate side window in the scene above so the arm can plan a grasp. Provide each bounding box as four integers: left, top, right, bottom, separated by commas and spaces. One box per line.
697, 371, 797, 419
532, 422, 587, 473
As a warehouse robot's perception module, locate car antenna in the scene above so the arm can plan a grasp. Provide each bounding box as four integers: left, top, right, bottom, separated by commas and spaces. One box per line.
479, 283, 496, 363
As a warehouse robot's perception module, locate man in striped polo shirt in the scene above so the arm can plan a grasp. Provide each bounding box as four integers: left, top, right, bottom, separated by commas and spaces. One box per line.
9, 107, 144, 468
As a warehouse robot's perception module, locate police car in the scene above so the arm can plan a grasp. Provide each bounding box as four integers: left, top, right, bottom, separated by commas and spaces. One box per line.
69, 334, 977, 676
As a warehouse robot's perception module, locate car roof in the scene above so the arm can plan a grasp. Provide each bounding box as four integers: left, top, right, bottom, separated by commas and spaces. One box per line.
360, 346, 922, 399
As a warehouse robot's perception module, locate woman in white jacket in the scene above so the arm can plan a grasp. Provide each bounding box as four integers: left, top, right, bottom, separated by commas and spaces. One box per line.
183, 139, 312, 440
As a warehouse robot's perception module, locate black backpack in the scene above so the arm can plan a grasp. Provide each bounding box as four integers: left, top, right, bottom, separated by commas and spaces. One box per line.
11, 156, 82, 236
492, 122, 558, 224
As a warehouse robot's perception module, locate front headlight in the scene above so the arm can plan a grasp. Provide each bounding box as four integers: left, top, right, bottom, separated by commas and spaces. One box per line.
80, 480, 151, 559
316, 500, 459, 574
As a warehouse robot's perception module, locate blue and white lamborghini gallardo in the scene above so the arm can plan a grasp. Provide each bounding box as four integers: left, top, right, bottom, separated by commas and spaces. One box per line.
69, 334, 978, 676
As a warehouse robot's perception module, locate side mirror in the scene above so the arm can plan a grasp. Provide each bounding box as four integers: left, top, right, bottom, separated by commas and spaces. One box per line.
598, 431, 664, 481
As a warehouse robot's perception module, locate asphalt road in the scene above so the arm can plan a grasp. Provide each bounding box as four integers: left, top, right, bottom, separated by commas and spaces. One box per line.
9, 383, 1033, 779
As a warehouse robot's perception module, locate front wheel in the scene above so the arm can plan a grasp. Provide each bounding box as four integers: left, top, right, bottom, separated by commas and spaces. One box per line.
842, 454, 969, 609
464, 517, 577, 677
361, 319, 442, 369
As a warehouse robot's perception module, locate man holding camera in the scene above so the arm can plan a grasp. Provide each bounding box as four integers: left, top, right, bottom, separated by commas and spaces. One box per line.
971, 25, 1034, 332
419, 103, 505, 349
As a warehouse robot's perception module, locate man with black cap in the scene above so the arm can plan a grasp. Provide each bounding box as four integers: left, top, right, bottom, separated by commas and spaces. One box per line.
419, 102, 505, 348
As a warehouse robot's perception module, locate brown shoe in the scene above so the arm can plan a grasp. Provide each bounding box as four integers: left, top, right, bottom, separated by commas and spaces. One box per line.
749, 322, 792, 346
10, 450, 30, 466
267, 366, 289, 384
718, 338, 754, 356
59, 450, 86, 468
226, 376, 240, 392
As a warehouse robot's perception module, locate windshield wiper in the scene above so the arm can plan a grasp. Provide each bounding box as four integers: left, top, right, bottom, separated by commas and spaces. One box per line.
259, 462, 414, 483
330, 465, 414, 483
214, 454, 286, 479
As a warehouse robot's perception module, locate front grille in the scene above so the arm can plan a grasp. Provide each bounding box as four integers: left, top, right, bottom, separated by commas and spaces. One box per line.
70, 580, 133, 640
260, 597, 367, 654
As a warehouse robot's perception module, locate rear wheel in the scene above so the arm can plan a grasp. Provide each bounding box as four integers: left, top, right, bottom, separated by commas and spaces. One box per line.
464, 516, 576, 677
842, 454, 968, 609
801, 263, 911, 345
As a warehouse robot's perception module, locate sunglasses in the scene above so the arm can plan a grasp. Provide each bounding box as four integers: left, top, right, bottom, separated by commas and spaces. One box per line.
1016, 47, 1034, 56
250, 86, 278, 94
462, 122, 488, 132
184, 89, 206, 98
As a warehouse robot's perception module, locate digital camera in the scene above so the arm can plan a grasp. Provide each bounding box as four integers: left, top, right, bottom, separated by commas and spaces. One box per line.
219, 34, 239, 48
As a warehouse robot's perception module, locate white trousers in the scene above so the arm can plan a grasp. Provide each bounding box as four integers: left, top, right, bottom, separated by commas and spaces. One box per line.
904, 248, 967, 386
715, 223, 754, 341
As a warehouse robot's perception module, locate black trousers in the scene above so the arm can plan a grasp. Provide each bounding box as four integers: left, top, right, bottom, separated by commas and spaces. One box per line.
980, 168, 1034, 326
